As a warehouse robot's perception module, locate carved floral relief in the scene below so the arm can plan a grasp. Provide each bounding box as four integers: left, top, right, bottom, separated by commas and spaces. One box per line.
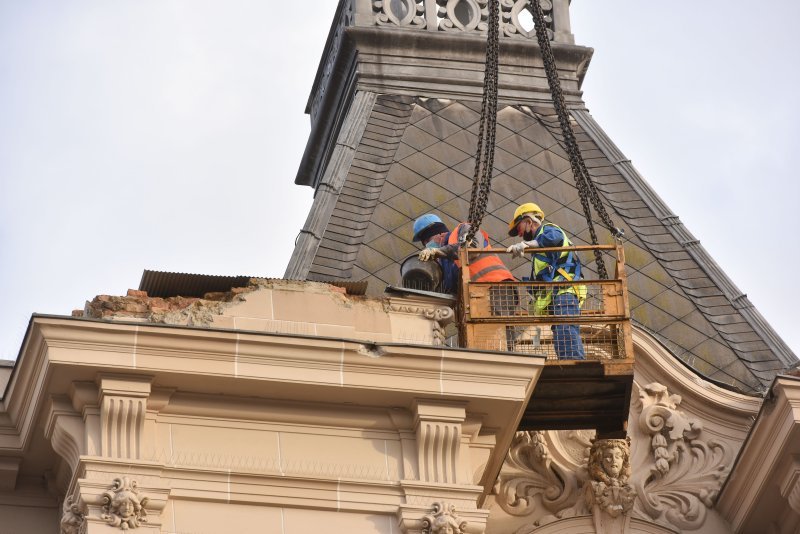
422, 502, 468, 534
496, 382, 734, 533
101, 477, 149, 530
496, 431, 581, 518
631, 383, 730, 530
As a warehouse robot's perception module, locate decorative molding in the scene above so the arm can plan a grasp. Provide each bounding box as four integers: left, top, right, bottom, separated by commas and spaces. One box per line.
386, 301, 455, 345
60, 495, 85, 534
100, 477, 149, 530
422, 502, 468, 533
631, 382, 730, 531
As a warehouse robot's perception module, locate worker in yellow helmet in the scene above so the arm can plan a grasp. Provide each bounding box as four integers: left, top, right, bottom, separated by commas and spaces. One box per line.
506, 203, 585, 359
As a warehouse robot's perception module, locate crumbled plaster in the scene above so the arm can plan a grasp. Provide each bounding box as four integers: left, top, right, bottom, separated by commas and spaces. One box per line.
79, 278, 354, 328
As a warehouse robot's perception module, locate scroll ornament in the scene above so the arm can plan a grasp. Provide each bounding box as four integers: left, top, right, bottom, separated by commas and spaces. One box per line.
101, 477, 149, 530
633, 382, 731, 530
497, 431, 580, 517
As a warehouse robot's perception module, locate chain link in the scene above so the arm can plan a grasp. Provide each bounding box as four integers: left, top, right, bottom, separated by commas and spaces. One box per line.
466, 1, 621, 279
465, 0, 500, 246
528, 0, 623, 279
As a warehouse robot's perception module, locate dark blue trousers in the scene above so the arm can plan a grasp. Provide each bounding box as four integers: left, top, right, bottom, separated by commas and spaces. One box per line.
551, 292, 585, 360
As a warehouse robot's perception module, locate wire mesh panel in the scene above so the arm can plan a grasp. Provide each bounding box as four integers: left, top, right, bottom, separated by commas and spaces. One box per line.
459, 244, 633, 362
467, 321, 628, 360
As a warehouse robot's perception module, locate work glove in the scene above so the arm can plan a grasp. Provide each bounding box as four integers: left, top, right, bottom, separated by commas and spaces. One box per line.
418, 248, 445, 262
507, 240, 539, 258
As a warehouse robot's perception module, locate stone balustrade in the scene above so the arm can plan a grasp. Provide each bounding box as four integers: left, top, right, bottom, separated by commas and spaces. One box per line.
351, 0, 574, 44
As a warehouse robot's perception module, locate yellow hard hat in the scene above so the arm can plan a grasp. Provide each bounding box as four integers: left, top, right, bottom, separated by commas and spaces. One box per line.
508, 203, 544, 236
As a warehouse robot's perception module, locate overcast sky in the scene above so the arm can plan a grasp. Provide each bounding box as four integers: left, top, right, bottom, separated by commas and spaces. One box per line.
1, 1, 797, 362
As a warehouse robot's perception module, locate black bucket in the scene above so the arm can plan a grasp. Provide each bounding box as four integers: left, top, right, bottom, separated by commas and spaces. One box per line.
400, 253, 443, 292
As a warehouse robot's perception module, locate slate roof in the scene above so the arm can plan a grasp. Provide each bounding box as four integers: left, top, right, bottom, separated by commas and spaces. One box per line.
289, 94, 796, 394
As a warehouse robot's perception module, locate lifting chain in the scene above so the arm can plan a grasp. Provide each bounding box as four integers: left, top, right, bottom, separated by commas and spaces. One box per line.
464, 0, 500, 246
466, 1, 622, 279
528, 0, 623, 279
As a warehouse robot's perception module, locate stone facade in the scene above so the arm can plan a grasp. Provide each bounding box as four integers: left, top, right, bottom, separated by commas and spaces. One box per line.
2, 280, 798, 533
1, 280, 544, 533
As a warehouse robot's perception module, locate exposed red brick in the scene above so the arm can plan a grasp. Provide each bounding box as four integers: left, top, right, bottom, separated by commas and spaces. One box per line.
122, 302, 149, 313
127, 289, 148, 298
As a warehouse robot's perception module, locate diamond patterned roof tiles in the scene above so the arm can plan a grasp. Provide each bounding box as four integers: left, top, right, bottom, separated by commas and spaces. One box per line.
292, 94, 796, 394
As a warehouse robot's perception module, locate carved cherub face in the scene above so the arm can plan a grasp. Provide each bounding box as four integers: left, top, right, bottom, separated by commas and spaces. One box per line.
433, 514, 460, 534
589, 438, 631, 484
602, 446, 624, 477
112, 490, 140, 519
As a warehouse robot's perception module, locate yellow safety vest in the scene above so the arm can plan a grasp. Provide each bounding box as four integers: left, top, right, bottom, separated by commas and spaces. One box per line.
530, 223, 587, 315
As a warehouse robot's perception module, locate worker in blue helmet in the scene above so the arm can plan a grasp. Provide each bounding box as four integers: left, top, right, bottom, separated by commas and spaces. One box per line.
411, 214, 460, 293
412, 214, 516, 300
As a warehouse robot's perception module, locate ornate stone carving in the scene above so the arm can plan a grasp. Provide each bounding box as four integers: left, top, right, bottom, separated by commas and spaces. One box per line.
632, 382, 730, 531
493, 379, 736, 533
100, 477, 149, 530
585, 438, 636, 519
437, 0, 488, 33
386, 302, 455, 345
374, 0, 426, 28
422, 502, 468, 534
60, 496, 85, 534
497, 431, 580, 517
425, 306, 455, 345
501, 0, 552, 40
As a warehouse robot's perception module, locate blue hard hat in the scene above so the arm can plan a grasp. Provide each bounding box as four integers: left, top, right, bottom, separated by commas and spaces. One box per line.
412, 214, 443, 242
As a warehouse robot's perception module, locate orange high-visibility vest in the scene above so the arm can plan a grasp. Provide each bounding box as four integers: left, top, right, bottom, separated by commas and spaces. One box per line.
447, 223, 514, 283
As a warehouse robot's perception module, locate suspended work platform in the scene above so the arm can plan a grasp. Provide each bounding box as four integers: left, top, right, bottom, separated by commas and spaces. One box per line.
458, 244, 634, 435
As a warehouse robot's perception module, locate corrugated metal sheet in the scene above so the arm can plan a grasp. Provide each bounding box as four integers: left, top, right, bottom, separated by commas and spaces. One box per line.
139, 271, 369, 298
139, 270, 253, 298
